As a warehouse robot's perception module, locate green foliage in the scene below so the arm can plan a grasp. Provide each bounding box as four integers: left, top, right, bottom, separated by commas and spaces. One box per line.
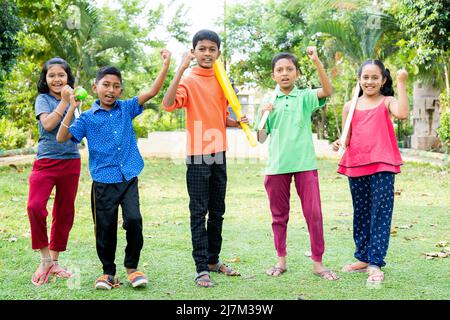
0, 0, 187, 150
437, 92, 450, 149
133, 108, 185, 138
311, 10, 399, 63
396, 0, 450, 87
225, 0, 311, 88
0, 118, 27, 150
0, 0, 21, 82
0, 0, 22, 117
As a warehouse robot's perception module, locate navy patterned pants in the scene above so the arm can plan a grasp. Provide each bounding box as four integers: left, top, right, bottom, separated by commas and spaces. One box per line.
348, 172, 395, 268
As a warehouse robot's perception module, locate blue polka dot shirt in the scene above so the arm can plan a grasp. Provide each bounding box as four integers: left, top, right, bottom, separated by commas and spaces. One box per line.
69, 96, 144, 183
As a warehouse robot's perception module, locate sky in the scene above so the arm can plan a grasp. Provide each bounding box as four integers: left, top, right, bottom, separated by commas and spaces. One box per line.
95, 0, 240, 63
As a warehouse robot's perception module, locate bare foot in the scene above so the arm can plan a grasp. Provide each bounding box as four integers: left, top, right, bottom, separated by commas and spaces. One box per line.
342, 261, 369, 272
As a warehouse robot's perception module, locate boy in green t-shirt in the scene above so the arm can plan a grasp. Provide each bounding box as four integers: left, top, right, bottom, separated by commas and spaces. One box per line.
257, 48, 339, 280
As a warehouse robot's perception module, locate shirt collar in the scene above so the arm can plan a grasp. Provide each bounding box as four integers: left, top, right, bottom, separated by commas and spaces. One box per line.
275, 86, 298, 98
92, 99, 119, 113
191, 66, 216, 77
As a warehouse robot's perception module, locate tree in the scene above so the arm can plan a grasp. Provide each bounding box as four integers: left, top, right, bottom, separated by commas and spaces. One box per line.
396, 0, 450, 91
0, 0, 21, 118
0, 0, 190, 147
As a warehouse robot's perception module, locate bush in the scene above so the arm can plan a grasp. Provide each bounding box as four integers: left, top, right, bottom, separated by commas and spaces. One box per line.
437, 92, 450, 151
133, 109, 185, 138
0, 118, 28, 150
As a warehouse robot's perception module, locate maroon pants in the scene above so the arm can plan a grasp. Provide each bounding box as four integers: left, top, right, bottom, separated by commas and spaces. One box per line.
264, 170, 325, 262
27, 158, 81, 251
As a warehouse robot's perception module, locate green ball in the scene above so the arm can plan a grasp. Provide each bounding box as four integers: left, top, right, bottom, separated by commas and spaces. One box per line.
74, 87, 88, 101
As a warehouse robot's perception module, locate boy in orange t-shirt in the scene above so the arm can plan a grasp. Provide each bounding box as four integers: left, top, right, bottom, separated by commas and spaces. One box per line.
163, 29, 247, 287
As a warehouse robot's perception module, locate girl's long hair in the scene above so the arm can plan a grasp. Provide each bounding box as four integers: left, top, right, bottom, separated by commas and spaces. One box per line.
37, 57, 75, 94
357, 59, 394, 97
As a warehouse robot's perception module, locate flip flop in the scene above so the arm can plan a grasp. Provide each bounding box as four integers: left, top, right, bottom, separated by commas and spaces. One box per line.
266, 266, 287, 277
314, 269, 340, 281
31, 264, 55, 286
367, 266, 384, 284
51, 263, 73, 278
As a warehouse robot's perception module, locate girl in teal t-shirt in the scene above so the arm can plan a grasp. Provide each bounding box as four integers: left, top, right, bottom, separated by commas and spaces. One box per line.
257, 49, 339, 281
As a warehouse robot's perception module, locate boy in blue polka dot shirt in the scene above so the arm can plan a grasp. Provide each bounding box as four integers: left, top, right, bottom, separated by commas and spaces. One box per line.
57, 49, 171, 290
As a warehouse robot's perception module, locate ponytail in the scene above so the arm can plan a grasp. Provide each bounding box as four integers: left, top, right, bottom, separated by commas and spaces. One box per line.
357, 59, 394, 97
381, 68, 394, 96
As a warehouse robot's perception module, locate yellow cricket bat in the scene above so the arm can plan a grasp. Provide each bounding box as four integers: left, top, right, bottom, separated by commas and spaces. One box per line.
213, 59, 257, 147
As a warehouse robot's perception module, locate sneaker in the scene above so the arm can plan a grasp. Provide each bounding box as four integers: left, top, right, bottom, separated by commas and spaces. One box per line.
127, 271, 148, 288
94, 274, 120, 290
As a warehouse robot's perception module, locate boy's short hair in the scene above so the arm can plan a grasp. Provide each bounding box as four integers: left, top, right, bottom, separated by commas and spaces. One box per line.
192, 29, 221, 49
95, 66, 122, 84
271, 53, 299, 72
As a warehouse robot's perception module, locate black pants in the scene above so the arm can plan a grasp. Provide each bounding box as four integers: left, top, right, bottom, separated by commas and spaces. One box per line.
91, 177, 143, 276
186, 152, 227, 273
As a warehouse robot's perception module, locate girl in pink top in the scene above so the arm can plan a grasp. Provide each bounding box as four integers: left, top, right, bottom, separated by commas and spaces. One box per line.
332, 60, 409, 285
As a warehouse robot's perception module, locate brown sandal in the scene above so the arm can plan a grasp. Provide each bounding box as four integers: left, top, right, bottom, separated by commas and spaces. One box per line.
266, 266, 287, 277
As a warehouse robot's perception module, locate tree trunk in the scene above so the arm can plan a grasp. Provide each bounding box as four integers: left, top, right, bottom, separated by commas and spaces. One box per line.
410, 81, 441, 150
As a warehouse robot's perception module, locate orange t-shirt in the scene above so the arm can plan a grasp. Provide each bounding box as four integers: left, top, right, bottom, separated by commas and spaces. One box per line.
163, 66, 229, 156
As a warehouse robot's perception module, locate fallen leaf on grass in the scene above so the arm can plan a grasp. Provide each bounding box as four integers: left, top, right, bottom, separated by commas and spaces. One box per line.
398, 224, 413, 229
430, 224, 438, 227
223, 257, 240, 263
423, 252, 449, 259
330, 226, 338, 231
420, 193, 432, 197
390, 229, 397, 236
9, 164, 23, 172
404, 236, 417, 241
338, 212, 351, 217
394, 189, 403, 196
436, 241, 448, 247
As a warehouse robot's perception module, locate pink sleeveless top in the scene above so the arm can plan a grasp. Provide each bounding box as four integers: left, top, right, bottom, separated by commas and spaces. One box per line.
338, 97, 403, 177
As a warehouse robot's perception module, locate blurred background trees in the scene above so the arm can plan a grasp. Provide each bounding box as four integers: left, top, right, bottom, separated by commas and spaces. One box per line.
0, 0, 448, 151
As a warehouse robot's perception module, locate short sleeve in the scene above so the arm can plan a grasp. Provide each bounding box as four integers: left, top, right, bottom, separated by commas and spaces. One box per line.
163, 83, 189, 112
124, 96, 143, 119
68, 114, 86, 143
305, 88, 327, 113
35, 95, 51, 120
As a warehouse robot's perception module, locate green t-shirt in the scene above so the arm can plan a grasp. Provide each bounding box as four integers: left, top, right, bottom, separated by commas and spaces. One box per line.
257, 86, 326, 175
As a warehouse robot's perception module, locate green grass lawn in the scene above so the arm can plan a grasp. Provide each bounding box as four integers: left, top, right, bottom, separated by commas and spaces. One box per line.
0, 157, 448, 300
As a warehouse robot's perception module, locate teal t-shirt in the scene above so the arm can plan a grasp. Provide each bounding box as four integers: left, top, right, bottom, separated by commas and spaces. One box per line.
257, 86, 326, 175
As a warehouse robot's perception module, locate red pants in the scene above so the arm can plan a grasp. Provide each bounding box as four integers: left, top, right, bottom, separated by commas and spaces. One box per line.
27, 158, 81, 251
264, 170, 325, 262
